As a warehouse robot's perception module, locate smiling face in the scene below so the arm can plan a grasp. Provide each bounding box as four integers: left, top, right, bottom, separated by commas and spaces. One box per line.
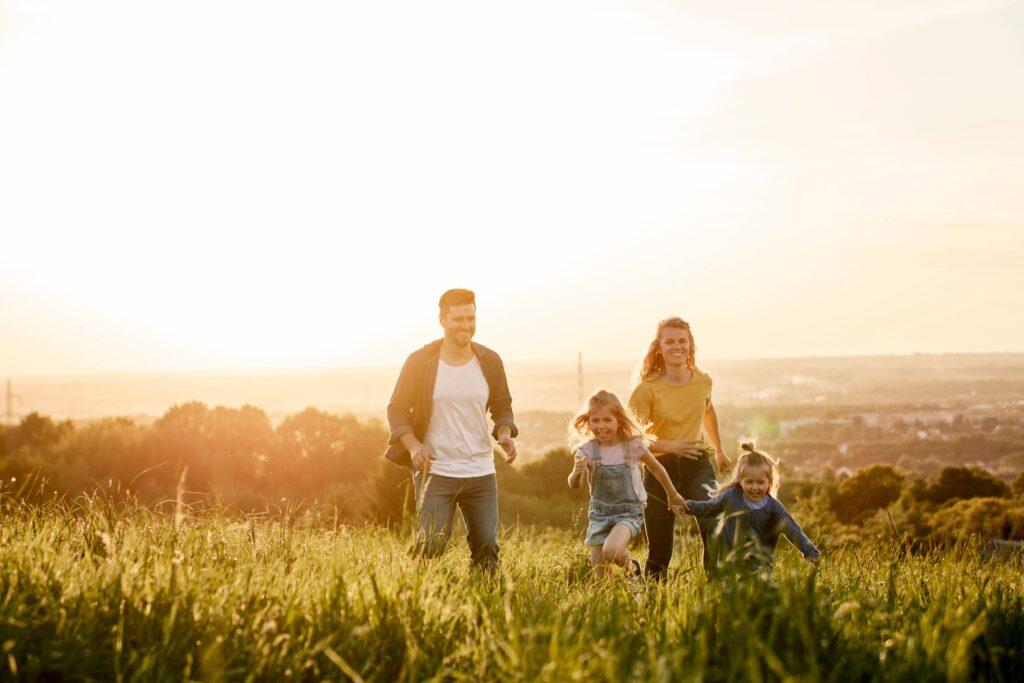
587, 404, 620, 445
440, 303, 476, 348
739, 463, 772, 502
657, 325, 693, 369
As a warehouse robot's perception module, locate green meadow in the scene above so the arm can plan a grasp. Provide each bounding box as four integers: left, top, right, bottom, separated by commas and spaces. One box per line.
1, 494, 1022, 682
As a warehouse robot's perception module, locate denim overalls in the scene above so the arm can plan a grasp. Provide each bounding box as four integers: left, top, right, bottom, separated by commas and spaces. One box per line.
584, 440, 646, 546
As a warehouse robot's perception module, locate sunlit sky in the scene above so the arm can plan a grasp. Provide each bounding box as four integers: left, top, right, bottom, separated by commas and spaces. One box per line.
2, 0, 1022, 376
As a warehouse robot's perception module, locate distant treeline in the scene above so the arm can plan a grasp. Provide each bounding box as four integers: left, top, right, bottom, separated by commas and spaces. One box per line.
2, 406, 1023, 543
0, 405, 589, 528
0, 405, 410, 524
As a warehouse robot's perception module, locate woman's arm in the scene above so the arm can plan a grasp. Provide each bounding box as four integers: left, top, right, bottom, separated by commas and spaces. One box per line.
702, 400, 732, 473
639, 451, 685, 511
649, 438, 706, 459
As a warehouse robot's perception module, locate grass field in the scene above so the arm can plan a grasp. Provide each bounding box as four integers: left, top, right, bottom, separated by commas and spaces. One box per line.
1, 496, 1022, 682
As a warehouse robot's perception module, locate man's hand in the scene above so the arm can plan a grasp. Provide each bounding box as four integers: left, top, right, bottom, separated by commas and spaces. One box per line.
497, 435, 517, 464
715, 451, 732, 474
409, 443, 436, 471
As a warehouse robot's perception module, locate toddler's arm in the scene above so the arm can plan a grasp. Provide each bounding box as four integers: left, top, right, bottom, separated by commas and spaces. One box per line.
684, 490, 730, 517
772, 500, 820, 562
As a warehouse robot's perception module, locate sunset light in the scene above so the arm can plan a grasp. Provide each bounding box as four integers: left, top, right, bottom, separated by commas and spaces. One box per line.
3, 0, 1020, 375
1, 2, 1023, 680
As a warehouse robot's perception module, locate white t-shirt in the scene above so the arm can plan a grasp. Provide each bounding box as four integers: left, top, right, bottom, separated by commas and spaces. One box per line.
424, 357, 494, 478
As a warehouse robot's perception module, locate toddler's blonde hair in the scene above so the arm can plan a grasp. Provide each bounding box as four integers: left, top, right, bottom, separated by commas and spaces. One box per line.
718, 442, 781, 497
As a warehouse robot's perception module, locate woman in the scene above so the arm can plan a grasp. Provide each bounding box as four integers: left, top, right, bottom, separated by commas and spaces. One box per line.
629, 317, 731, 579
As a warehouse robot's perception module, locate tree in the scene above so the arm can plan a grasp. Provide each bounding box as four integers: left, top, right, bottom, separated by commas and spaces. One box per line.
922, 466, 1009, 505
928, 497, 1024, 543
1012, 471, 1024, 498
149, 402, 275, 504
512, 447, 582, 498
14, 412, 73, 449
274, 408, 385, 494
831, 465, 904, 523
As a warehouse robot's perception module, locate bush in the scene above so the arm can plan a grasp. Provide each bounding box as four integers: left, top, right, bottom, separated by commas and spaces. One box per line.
1013, 471, 1024, 498
831, 465, 903, 523
927, 497, 1024, 543
921, 467, 1009, 505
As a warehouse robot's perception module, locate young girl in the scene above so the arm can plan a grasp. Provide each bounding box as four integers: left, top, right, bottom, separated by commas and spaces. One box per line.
568, 390, 686, 578
683, 443, 820, 573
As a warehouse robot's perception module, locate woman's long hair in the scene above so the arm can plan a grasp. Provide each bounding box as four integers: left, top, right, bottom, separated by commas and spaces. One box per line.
568, 389, 652, 452
633, 316, 697, 386
717, 442, 781, 497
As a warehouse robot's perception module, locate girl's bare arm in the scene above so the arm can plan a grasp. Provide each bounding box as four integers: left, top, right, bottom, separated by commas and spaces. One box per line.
568, 457, 588, 489
640, 451, 684, 509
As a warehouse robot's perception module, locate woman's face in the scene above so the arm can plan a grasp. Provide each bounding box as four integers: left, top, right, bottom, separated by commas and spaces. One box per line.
588, 405, 620, 444
658, 326, 692, 368
740, 464, 771, 502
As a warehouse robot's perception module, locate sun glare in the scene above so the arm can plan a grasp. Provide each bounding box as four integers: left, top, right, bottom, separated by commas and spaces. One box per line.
1, 0, 1022, 375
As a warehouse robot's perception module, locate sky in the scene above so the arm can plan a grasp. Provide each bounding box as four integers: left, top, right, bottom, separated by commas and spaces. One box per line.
1, 0, 1022, 376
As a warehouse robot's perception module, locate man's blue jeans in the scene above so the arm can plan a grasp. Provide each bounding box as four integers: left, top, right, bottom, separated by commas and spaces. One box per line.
412, 472, 499, 570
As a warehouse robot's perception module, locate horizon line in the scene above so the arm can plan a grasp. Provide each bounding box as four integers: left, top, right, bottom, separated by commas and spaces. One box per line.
5, 349, 1024, 382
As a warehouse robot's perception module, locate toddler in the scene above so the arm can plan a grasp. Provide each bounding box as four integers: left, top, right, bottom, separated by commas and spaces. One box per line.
683, 443, 820, 572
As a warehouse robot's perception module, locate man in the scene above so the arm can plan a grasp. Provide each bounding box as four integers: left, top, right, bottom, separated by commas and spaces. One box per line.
384, 288, 517, 570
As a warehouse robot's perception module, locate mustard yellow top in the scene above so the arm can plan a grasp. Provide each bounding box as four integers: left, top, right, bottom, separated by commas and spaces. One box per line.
628, 369, 713, 443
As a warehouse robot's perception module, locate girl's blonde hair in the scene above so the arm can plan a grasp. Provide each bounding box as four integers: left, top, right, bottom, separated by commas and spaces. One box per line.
569, 389, 651, 451
718, 442, 781, 497
634, 317, 697, 386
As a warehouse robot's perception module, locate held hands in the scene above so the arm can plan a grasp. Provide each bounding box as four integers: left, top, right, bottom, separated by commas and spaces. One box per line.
668, 492, 688, 516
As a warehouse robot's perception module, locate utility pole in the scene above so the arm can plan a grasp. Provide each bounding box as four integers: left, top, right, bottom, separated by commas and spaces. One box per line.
577, 352, 583, 407
4, 379, 21, 425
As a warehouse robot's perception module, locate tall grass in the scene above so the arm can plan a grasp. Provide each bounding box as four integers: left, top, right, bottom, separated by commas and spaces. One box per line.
0, 492, 1021, 682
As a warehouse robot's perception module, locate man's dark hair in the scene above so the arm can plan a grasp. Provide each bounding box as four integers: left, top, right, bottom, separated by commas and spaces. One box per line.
439, 288, 475, 315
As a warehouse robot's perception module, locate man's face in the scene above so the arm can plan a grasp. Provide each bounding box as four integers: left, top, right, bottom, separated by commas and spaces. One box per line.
440, 303, 476, 347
